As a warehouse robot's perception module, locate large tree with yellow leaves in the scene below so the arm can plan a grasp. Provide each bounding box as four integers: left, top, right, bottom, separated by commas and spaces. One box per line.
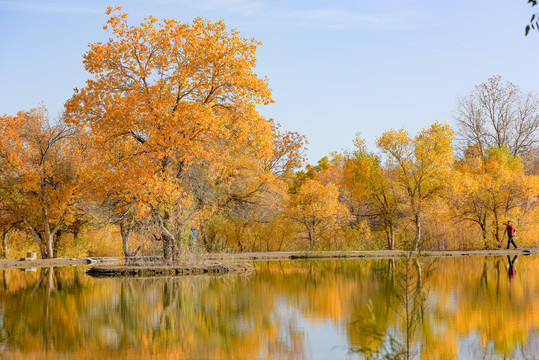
377, 123, 454, 251
65, 7, 275, 260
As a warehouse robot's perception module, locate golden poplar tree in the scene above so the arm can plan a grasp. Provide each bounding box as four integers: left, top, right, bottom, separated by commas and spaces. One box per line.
377, 123, 454, 250
64, 7, 275, 260
0, 106, 84, 258
343, 135, 402, 249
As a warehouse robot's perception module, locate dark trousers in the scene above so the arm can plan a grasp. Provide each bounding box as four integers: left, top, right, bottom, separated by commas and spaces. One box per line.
506, 236, 517, 249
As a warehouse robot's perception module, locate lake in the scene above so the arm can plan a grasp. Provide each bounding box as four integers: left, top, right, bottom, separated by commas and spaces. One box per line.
1, 255, 538, 359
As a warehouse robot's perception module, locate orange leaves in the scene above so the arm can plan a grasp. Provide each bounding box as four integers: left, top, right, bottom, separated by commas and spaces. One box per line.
375, 123, 455, 249
286, 179, 349, 249
66, 7, 273, 164
60, 7, 285, 258
415, 122, 454, 170
451, 146, 539, 245
377, 122, 454, 191
0, 106, 85, 257
64, 8, 276, 207
105, 5, 122, 15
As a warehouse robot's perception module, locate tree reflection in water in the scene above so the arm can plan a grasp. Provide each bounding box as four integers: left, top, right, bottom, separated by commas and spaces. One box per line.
348, 256, 434, 359
1, 256, 539, 359
0, 267, 305, 359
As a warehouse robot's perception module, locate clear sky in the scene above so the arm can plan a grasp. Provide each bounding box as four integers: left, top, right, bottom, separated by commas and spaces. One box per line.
1, 0, 538, 162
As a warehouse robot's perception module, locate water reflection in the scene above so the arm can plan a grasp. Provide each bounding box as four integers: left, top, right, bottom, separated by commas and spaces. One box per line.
347, 257, 435, 359
506, 255, 518, 282
1, 256, 539, 359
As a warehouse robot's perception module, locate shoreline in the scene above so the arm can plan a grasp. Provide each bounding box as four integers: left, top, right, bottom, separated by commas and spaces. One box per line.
86, 262, 254, 277
206, 248, 534, 261
0, 248, 534, 271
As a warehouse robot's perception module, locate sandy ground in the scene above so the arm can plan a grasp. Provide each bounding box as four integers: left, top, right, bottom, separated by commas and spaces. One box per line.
0, 248, 534, 270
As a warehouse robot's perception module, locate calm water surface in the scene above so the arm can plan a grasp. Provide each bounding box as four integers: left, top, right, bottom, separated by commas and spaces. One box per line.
1, 255, 539, 359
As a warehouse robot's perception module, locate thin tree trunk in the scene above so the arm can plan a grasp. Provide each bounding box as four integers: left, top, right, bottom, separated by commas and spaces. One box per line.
250, 229, 257, 252
2, 229, 8, 258
53, 229, 62, 256
235, 223, 244, 252
390, 224, 395, 250
309, 219, 316, 249
42, 205, 54, 259
481, 223, 489, 249
386, 223, 395, 250
414, 213, 421, 251
493, 209, 501, 243
162, 236, 170, 262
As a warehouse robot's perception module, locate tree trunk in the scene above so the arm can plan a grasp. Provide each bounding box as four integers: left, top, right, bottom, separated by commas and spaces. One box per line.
171, 236, 178, 263
119, 221, 133, 257
251, 232, 258, 252
386, 223, 395, 250
308, 229, 314, 250
41, 206, 54, 259
309, 219, 317, 250
39, 205, 66, 259
493, 209, 501, 243
480, 223, 489, 249
152, 208, 178, 263
53, 229, 62, 256
235, 223, 244, 252
2, 229, 8, 258
163, 236, 170, 262
413, 213, 421, 251
162, 233, 178, 263
27, 224, 47, 259
390, 224, 395, 250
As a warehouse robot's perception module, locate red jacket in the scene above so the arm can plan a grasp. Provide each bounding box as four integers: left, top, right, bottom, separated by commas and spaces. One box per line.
506, 223, 515, 237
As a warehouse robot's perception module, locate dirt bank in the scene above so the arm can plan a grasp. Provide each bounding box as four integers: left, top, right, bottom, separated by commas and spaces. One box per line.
206, 248, 535, 261
0, 248, 534, 271
86, 262, 254, 277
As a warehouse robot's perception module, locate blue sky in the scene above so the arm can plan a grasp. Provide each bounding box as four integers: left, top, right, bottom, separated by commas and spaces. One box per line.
1, 0, 538, 162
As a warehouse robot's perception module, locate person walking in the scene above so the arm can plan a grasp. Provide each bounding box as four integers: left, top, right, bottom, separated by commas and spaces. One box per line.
503, 220, 517, 249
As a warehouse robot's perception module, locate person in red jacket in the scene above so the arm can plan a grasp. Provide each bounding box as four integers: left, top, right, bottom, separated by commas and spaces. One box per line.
504, 220, 517, 249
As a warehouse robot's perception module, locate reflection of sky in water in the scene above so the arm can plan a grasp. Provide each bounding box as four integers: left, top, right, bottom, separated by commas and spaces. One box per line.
305, 320, 346, 360
2, 256, 539, 359
275, 299, 345, 360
